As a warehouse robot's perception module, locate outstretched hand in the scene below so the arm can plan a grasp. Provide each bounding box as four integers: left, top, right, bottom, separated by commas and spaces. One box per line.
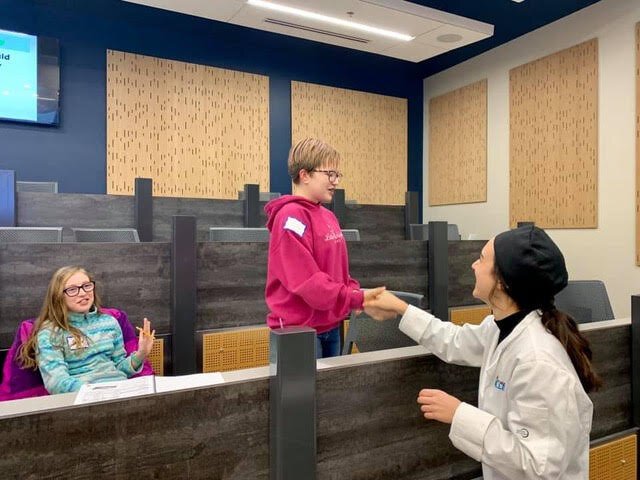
360, 287, 396, 320
363, 286, 386, 303
364, 290, 409, 320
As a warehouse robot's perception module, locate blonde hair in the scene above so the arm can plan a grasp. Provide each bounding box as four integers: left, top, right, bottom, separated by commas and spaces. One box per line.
17, 266, 101, 370
288, 138, 341, 184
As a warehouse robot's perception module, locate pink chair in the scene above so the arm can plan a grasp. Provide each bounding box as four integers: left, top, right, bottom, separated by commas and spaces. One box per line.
0, 308, 154, 401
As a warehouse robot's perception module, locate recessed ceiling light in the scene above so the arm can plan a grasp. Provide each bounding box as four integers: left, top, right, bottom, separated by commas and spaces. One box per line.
512, 0, 525, 3
436, 33, 463, 43
247, 0, 415, 41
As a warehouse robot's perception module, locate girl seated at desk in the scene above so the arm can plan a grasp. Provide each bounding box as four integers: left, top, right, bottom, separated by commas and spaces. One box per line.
17, 266, 155, 394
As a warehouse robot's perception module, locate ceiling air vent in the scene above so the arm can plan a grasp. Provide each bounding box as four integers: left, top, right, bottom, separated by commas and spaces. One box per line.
264, 18, 371, 43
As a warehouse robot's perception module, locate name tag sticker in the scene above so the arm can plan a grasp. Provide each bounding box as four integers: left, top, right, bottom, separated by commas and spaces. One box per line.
67, 335, 89, 350
284, 216, 306, 237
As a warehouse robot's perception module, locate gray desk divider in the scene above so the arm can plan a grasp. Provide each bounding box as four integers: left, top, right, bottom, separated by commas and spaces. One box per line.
135, 178, 153, 242
404, 191, 419, 240
171, 215, 197, 374
329, 188, 346, 224
428, 221, 449, 322
631, 295, 640, 429
244, 183, 260, 227
0, 170, 16, 227
270, 327, 316, 480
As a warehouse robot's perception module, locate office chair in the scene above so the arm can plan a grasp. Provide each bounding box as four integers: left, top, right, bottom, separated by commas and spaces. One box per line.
16, 181, 59, 193
0, 227, 63, 243
209, 227, 270, 242
71, 228, 140, 242
237, 191, 281, 201
554, 280, 614, 323
410, 224, 461, 241
208, 227, 359, 242
343, 290, 424, 354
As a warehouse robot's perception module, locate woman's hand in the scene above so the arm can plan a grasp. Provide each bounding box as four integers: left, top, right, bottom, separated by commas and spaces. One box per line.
417, 389, 461, 424
363, 287, 386, 305
136, 318, 155, 359
364, 290, 409, 320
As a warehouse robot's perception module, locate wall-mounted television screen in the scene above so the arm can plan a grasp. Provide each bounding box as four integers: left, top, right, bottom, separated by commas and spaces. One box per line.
0, 28, 60, 126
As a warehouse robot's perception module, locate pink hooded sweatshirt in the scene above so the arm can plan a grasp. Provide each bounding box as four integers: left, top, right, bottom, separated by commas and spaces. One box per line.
265, 195, 363, 333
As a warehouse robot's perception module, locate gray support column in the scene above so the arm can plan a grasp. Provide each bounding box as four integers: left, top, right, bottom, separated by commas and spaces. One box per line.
244, 183, 260, 227
329, 188, 346, 224
171, 215, 197, 375
270, 327, 316, 480
428, 221, 449, 321
404, 191, 419, 240
0, 170, 16, 227
517, 221, 535, 228
134, 178, 153, 242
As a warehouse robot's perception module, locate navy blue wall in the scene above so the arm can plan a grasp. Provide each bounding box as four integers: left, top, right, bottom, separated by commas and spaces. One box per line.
0, 0, 422, 201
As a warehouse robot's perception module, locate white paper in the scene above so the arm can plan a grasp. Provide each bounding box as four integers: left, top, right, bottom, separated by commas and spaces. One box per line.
73, 375, 155, 405
154, 372, 224, 393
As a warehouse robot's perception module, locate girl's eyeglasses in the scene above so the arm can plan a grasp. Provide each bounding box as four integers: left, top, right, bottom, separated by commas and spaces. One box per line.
312, 169, 343, 182
63, 281, 95, 297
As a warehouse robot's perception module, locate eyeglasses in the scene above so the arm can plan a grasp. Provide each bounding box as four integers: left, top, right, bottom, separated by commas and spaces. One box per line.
63, 281, 95, 297
312, 169, 343, 182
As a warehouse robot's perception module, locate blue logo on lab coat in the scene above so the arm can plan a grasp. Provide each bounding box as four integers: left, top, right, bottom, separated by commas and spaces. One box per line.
494, 378, 506, 391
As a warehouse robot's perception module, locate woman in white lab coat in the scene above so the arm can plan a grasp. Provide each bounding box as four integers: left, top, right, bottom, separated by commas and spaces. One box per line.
365, 225, 600, 480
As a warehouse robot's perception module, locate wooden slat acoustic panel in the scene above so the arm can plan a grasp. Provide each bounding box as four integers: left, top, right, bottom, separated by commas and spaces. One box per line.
107, 50, 269, 199
291, 81, 407, 205
509, 39, 598, 228
589, 434, 637, 480
202, 327, 270, 372
428, 79, 487, 206
636, 23, 640, 265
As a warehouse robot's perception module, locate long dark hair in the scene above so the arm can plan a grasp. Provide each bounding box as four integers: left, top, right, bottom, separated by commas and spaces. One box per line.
539, 306, 602, 393
495, 268, 602, 393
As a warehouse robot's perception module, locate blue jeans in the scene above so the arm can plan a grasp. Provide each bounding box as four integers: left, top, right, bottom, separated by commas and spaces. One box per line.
316, 326, 341, 358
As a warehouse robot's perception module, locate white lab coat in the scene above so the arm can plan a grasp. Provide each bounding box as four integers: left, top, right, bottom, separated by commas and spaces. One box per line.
399, 306, 592, 480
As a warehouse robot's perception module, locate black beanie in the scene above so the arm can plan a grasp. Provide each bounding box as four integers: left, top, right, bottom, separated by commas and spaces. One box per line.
493, 225, 568, 310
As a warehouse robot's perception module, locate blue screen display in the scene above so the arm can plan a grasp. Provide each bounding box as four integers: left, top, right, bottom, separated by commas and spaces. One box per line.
0, 28, 60, 126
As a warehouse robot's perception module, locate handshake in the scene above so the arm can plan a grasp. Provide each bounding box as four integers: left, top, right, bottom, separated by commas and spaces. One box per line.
360, 287, 410, 321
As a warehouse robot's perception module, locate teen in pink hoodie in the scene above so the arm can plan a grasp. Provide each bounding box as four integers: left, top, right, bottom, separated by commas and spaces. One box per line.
264, 138, 381, 358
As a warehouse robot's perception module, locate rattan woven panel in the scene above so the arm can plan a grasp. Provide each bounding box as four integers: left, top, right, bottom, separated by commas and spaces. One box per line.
589, 434, 636, 480
449, 305, 491, 326
202, 327, 270, 372
148, 338, 164, 376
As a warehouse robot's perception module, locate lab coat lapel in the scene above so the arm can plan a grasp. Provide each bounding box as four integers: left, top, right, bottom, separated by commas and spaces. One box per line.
485, 311, 539, 372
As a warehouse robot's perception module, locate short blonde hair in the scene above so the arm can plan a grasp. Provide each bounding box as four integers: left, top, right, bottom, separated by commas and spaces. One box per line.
288, 138, 341, 184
